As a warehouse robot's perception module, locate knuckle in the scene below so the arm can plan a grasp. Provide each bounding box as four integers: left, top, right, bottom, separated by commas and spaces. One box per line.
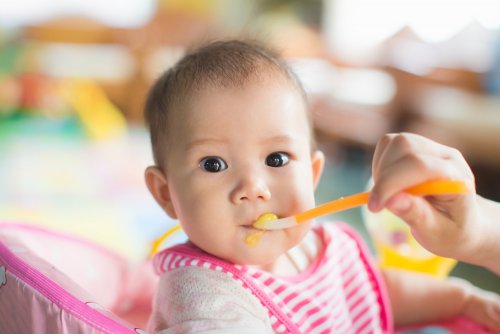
376, 133, 393, 149
393, 133, 416, 151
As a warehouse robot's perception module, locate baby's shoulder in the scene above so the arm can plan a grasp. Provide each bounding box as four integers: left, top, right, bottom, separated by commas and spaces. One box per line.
159, 265, 240, 293
151, 266, 270, 329
156, 265, 264, 307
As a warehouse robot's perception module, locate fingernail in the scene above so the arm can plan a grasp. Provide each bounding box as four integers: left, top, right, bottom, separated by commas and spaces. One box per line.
368, 193, 380, 211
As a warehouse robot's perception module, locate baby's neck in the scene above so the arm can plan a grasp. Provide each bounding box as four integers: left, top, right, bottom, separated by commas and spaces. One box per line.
254, 230, 321, 276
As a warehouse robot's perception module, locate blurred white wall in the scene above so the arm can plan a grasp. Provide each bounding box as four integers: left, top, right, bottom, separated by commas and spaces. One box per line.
0, 0, 156, 28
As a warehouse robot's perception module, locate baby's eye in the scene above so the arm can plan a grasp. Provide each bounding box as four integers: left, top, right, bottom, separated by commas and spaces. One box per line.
199, 157, 228, 173
266, 152, 289, 168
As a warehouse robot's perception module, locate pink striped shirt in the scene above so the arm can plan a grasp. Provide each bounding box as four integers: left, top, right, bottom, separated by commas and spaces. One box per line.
153, 223, 392, 333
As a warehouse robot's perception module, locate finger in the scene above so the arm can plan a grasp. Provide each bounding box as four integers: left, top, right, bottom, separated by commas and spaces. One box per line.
487, 299, 500, 332
385, 193, 434, 228
384, 193, 448, 251
368, 153, 465, 211
478, 300, 500, 333
384, 193, 467, 257
372, 133, 459, 181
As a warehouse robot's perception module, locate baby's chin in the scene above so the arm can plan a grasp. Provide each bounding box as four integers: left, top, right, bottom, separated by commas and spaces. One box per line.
213, 239, 285, 266
232, 230, 309, 266
202, 224, 312, 266
227, 249, 283, 267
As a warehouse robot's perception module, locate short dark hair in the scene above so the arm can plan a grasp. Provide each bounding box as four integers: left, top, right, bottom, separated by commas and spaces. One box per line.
144, 39, 313, 168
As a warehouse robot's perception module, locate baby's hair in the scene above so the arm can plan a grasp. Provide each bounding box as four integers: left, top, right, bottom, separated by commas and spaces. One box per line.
144, 39, 314, 168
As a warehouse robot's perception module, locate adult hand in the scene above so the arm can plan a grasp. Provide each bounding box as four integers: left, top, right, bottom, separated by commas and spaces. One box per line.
368, 133, 497, 272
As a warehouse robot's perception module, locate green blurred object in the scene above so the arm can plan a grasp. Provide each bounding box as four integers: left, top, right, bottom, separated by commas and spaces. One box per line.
0, 40, 23, 73
0, 112, 85, 140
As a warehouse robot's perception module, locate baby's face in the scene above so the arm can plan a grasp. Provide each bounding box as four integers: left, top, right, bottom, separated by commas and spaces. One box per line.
161, 78, 323, 265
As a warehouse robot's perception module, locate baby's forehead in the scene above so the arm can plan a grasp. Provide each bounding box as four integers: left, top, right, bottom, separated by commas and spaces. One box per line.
169, 83, 311, 141
160, 69, 314, 152
180, 78, 308, 120
189, 70, 304, 104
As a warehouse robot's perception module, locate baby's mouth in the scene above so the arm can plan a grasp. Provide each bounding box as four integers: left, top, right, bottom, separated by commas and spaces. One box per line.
243, 213, 279, 248
241, 213, 278, 229
242, 224, 259, 231
252, 213, 278, 230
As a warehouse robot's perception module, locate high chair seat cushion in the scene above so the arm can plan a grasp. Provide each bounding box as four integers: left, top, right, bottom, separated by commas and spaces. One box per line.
0, 223, 149, 333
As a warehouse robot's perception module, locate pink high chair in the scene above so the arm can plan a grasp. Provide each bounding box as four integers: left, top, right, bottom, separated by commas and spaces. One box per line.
0, 222, 156, 333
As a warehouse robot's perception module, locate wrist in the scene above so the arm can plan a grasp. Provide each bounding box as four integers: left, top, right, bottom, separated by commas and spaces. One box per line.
447, 277, 473, 315
467, 196, 500, 274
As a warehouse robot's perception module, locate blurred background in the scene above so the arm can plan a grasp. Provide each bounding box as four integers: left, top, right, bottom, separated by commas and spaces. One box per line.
1, 0, 499, 292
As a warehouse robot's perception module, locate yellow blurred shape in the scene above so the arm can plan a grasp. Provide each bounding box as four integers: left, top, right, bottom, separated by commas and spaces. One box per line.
62, 79, 127, 139
376, 242, 457, 278
157, 0, 220, 18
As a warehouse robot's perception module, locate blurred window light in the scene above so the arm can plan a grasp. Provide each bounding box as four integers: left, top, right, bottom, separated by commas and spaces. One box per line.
0, 0, 156, 28
324, 0, 500, 63
332, 68, 396, 105
38, 43, 135, 80
290, 59, 396, 105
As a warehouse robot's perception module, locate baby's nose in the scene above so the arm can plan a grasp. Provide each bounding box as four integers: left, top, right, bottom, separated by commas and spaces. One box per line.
231, 174, 271, 203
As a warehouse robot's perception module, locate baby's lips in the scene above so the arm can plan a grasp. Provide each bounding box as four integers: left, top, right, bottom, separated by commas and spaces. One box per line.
252, 212, 278, 229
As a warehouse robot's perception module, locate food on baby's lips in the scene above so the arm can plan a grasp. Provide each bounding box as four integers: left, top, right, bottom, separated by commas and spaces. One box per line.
245, 213, 278, 247
252, 212, 278, 229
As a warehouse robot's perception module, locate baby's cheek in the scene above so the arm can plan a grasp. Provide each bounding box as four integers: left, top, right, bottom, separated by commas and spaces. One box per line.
289, 192, 314, 215
289, 176, 316, 210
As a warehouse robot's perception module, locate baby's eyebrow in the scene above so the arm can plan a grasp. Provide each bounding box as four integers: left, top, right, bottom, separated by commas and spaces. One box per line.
262, 135, 295, 144
185, 135, 296, 152
186, 138, 227, 151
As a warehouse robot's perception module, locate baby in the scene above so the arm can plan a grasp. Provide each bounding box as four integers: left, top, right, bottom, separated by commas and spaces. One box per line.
144, 40, 500, 333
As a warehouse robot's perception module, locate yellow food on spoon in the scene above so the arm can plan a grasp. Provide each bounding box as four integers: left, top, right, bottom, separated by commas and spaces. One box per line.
252, 212, 279, 229
245, 213, 278, 247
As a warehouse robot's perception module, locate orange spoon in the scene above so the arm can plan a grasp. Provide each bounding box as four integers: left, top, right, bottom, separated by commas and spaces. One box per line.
252, 179, 469, 230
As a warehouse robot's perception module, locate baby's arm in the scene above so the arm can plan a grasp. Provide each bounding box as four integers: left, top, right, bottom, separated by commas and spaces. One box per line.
148, 267, 273, 334
369, 133, 500, 275
382, 269, 500, 332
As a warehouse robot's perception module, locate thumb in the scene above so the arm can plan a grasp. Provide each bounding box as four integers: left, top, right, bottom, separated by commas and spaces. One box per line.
385, 192, 431, 227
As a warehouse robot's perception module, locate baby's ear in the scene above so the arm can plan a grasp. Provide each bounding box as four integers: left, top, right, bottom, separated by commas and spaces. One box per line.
145, 166, 178, 219
311, 150, 325, 190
